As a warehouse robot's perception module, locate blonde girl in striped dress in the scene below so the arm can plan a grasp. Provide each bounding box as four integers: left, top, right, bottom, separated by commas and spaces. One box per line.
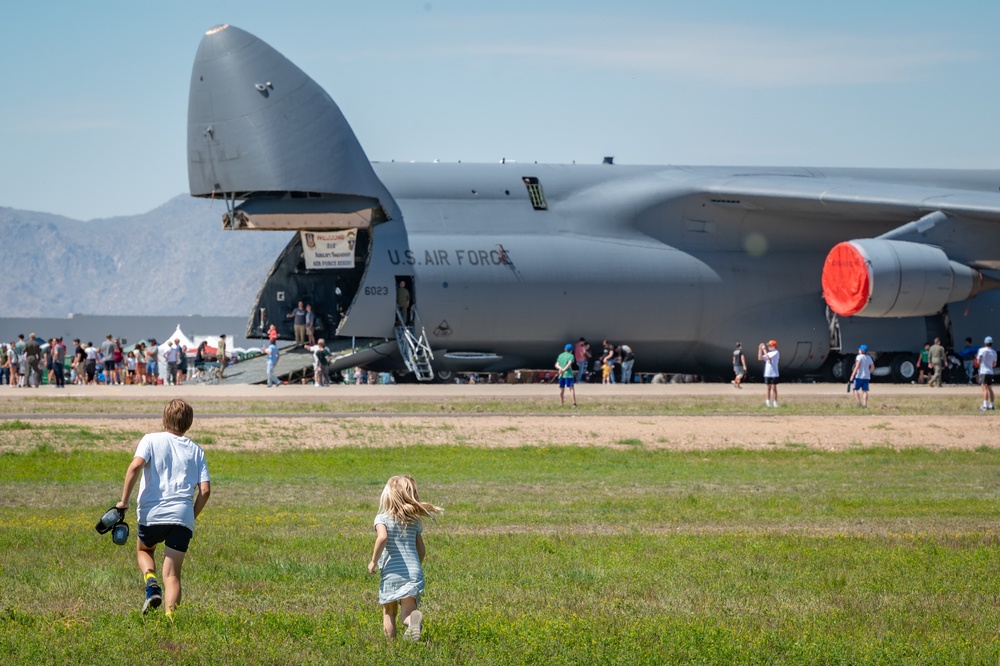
368, 475, 443, 641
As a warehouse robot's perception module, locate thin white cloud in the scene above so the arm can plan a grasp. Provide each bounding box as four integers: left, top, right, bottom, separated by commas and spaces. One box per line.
471, 28, 980, 87
342, 19, 982, 88
15, 105, 124, 135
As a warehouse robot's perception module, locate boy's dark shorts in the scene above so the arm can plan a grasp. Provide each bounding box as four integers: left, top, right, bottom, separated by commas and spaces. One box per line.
982, 375, 994, 386
559, 377, 575, 388
138, 524, 193, 552
764, 377, 780, 385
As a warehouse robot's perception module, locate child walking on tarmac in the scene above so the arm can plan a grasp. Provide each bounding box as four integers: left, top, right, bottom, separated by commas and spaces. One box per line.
368, 475, 443, 641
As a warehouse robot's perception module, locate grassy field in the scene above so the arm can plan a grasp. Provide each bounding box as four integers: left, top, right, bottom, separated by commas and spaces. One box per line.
1, 415, 998, 665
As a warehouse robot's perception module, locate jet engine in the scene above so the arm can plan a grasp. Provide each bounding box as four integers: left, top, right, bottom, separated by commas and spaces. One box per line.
822, 239, 986, 317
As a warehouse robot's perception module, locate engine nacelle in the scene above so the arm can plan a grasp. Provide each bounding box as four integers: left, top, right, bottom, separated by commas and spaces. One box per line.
822, 239, 978, 317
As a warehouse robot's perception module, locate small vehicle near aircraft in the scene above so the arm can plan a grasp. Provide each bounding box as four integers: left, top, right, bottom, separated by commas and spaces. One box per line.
187, 25, 1000, 382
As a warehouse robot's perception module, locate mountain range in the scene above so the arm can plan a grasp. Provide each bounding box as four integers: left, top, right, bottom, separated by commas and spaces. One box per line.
0, 196, 291, 318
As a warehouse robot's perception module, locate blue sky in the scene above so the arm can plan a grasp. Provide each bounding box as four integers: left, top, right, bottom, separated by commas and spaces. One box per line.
3, 1, 999, 220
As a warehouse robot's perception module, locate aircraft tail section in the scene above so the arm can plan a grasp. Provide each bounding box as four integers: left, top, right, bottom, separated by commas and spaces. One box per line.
187, 24, 399, 225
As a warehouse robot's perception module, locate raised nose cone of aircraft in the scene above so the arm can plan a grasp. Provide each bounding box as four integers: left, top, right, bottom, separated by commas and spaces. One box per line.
187, 24, 391, 206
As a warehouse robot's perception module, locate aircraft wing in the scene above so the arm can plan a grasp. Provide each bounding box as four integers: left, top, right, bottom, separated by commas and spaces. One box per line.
697, 173, 1000, 223
686, 172, 1000, 317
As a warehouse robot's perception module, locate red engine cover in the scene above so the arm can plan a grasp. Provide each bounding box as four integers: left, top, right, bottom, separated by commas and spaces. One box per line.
821, 242, 869, 316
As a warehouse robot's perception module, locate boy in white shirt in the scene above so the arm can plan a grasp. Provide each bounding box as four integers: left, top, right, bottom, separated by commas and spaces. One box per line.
849, 344, 876, 409
976, 336, 997, 411
115, 399, 211, 617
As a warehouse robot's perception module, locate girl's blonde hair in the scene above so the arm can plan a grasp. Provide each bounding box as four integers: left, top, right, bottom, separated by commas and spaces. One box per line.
378, 475, 443, 525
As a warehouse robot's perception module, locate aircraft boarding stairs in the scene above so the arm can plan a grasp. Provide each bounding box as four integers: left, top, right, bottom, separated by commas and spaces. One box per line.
395, 307, 435, 381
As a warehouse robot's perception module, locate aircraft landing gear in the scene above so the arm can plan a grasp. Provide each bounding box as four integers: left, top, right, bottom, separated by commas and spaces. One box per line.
823, 354, 850, 382
432, 369, 455, 384
393, 368, 456, 383
889, 353, 918, 383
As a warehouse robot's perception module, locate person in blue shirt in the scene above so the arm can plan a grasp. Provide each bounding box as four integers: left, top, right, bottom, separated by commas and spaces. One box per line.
305, 303, 316, 346
264, 340, 280, 387
958, 337, 979, 385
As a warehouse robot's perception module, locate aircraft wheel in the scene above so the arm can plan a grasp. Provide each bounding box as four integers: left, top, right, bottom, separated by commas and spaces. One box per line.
890, 353, 918, 383
826, 354, 849, 382
433, 370, 455, 384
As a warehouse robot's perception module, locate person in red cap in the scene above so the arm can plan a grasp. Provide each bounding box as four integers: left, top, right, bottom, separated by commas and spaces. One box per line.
758, 340, 780, 407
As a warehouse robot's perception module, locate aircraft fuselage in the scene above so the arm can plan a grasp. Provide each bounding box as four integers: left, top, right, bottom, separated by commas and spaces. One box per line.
189, 25, 1000, 380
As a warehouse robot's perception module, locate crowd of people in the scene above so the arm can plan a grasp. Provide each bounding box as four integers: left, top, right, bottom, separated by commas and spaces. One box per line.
914, 337, 987, 386
4, 321, 996, 411
551, 338, 637, 407
551, 335, 998, 412
729, 336, 996, 411
567, 338, 636, 386
0, 333, 232, 388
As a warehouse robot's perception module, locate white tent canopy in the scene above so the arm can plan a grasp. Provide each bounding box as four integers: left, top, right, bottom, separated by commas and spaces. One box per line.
158, 325, 196, 353
152, 325, 238, 382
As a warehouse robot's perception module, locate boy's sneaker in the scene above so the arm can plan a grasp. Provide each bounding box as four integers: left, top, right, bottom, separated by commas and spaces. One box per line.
403, 610, 422, 642
143, 581, 162, 614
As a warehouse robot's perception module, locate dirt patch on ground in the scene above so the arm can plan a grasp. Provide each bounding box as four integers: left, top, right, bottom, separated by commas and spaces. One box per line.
4, 413, 988, 453
0, 383, 991, 453
176, 414, 997, 452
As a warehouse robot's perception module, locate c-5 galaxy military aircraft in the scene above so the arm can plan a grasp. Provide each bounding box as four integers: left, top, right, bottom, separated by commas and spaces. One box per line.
188, 24, 1000, 382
